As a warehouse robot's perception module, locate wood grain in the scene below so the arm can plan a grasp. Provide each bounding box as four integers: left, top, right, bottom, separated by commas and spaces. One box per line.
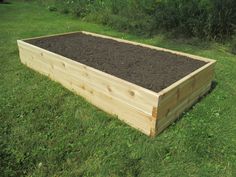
18, 40, 158, 135
17, 31, 216, 136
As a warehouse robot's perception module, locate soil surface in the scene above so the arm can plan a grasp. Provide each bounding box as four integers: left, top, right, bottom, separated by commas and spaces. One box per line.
26, 32, 206, 92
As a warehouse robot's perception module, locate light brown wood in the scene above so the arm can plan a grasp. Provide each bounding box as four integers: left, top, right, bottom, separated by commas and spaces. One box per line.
18, 41, 158, 114
157, 82, 212, 134
156, 62, 215, 134
17, 31, 216, 136
22, 30, 215, 63
157, 63, 214, 118
18, 40, 158, 136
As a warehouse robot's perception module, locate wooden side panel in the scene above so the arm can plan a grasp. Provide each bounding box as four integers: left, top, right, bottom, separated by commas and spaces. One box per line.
156, 62, 215, 134
18, 41, 158, 114
18, 41, 158, 136
17, 31, 216, 136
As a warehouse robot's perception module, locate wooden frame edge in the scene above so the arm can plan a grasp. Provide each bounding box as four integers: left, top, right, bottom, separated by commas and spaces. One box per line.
81, 31, 216, 63
155, 61, 216, 135
157, 61, 216, 98
19, 30, 216, 63
17, 31, 216, 137
18, 40, 158, 136
17, 40, 158, 99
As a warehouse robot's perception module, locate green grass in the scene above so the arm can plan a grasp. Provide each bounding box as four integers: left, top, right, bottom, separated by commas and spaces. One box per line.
1, 1, 236, 177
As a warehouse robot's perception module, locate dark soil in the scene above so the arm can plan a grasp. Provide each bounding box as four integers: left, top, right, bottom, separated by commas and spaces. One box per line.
26, 32, 206, 92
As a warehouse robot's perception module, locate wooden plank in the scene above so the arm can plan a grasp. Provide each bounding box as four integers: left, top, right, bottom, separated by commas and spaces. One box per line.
52, 68, 153, 135
157, 62, 215, 98
158, 82, 212, 126
17, 31, 216, 136
21, 30, 215, 63
156, 60, 215, 134
18, 40, 158, 115
157, 82, 212, 134
19, 49, 52, 76
18, 41, 156, 135
157, 63, 215, 119
150, 106, 158, 137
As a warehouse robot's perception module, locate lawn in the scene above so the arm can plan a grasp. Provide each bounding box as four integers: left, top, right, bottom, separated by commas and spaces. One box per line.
1, 1, 236, 177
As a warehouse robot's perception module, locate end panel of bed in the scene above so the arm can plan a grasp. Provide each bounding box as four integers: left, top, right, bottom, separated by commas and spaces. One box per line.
156, 61, 215, 134
17, 40, 158, 136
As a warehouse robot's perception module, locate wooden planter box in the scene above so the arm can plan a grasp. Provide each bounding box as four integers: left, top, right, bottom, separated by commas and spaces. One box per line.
17, 31, 216, 136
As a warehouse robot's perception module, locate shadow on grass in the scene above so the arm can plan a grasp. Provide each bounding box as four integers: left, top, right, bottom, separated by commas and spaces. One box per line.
0, 1, 11, 4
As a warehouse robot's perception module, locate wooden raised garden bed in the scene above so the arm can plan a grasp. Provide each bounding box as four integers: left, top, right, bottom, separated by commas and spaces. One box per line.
17, 31, 216, 136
